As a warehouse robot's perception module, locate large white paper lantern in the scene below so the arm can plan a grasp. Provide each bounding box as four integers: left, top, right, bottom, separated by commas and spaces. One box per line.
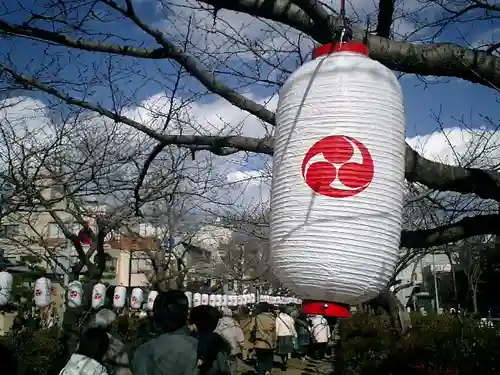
113, 285, 126, 308
201, 293, 209, 305
270, 42, 405, 310
67, 281, 83, 308
209, 294, 216, 306
130, 287, 144, 309
193, 292, 201, 307
34, 277, 52, 308
185, 291, 193, 308
147, 290, 158, 311
0, 271, 13, 306
91, 282, 106, 310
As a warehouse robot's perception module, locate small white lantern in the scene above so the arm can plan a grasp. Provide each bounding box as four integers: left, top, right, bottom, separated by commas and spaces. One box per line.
201, 293, 209, 305
67, 281, 83, 308
130, 287, 144, 309
269, 296, 277, 305
270, 42, 405, 309
147, 290, 158, 311
91, 282, 106, 310
209, 294, 216, 306
193, 292, 201, 307
214, 294, 222, 307
228, 295, 237, 307
113, 285, 126, 308
34, 277, 51, 308
185, 291, 193, 308
221, 294, 228, 307
0, 271, 13, 306
236, 295, 243, 306
249, 293, 256, 304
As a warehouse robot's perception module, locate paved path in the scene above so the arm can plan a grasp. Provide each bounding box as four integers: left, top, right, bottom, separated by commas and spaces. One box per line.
237, 356, 333, 375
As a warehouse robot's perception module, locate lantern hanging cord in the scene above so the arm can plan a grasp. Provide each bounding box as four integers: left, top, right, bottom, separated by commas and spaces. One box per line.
338, 0, 351, 43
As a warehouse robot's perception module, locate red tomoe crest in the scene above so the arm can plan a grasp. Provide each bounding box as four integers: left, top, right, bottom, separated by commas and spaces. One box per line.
114, 294, 120, 300
131, 296, 137, 302
70, 291, 78, 298
301, 135, 374, 198
95, 294, 101, 300
35, 289, 41, 296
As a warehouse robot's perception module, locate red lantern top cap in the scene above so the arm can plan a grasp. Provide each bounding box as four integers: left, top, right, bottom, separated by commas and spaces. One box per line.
312, 42, 369, 59
303, 300, 351, 318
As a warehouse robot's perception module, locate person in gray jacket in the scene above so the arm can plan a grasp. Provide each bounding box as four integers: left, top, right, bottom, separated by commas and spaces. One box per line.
215, 308, 244, 375
131, 290, 199, 375
88, 309, 132, 375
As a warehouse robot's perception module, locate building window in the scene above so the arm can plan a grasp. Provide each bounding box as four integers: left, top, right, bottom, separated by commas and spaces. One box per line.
131, 257, 152, 273
48, 222, 80, 238
106, 257, 117, 270
48, 222, 64, 238
1, 224, 20, 237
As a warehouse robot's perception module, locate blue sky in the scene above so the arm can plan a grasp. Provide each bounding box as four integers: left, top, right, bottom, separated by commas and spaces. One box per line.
1, 0, 499, 167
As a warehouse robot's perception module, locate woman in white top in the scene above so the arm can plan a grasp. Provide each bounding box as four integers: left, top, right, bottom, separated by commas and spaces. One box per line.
275, 306, 297, 371
310, 315, 331, 359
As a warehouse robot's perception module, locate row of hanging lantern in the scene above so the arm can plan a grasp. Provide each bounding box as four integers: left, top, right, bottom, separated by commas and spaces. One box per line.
0, 272, 303, 310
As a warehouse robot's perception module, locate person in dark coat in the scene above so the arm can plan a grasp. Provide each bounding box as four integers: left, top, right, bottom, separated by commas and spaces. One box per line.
131, 290, 198, 375
294, 312, 311, 360
190, 305, 231, 375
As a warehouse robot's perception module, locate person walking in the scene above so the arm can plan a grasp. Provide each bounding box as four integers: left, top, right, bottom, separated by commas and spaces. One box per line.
59, 327, 109, 375
215, 307, 245, 375
190, 305, 231, 375
131, 290, 199, 375
310, 315, 330, 360
294, 312, 311, 361
250, 303, 276, 375
87, 309, 132, 375
275, 306, 297, 371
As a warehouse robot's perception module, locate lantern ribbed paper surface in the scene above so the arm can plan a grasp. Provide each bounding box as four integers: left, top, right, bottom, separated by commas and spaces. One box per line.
130, 288, 144, 309
113, 286, 127, 308
92, 283, 106, 309
147, 290, 158, 310
0, 271, 12, 306
68, 281, 83, 308
34, 277, 52, 308
270, 42, 405, 306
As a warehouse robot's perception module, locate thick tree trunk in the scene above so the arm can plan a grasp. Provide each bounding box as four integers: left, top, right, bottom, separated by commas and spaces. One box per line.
371, 288, 412, 334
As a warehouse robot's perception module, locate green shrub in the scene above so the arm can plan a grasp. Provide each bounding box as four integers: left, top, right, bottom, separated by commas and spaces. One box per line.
1, 327, 67, 375
336, 313, 500, 375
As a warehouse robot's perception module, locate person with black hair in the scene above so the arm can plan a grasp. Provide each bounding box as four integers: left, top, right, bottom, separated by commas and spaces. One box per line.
87, 308, 132, 375
59, 327, 109, 375
131, 290, 198, 375
190, 305, 231, 375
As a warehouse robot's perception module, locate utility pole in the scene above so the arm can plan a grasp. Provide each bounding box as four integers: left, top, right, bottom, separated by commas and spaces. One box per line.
59, 237, 72, 328
432, 252, 440, 313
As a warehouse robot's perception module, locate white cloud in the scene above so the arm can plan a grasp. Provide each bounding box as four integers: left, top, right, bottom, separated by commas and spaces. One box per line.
407, 127, 500, 169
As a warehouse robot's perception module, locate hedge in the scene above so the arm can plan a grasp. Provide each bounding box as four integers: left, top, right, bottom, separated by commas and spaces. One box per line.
335, 313, 500, 375
2, 312, 500, 375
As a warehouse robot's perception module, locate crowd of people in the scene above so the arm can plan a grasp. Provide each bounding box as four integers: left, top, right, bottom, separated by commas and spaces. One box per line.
4, 289, 336, 375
